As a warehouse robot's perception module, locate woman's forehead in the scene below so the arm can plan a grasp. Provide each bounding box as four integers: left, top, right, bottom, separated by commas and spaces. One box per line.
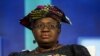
35, 17, 58, 23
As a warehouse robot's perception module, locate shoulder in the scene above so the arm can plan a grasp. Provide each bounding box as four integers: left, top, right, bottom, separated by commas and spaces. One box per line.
8, 50, 30, 56
63, 44, 88, 50
64, 44, 91, 56
68, 44, 88, 50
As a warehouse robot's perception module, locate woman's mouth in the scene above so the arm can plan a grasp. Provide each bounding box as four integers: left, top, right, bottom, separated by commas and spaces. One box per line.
41, 34, 50, 39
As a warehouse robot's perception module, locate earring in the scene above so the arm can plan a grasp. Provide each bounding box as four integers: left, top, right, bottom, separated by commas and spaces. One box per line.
33, 40, 36, 44
57, 41, 59, 43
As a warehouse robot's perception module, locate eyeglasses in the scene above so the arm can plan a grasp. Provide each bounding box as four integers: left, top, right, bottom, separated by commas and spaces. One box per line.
32, 23, 60, 30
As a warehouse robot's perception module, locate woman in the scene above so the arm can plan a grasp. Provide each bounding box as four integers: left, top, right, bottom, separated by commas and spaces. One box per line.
9, 5, 91, 56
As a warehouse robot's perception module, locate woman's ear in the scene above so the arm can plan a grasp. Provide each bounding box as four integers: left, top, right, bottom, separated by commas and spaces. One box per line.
58, 29, 61, 34
32, 29, 35, 33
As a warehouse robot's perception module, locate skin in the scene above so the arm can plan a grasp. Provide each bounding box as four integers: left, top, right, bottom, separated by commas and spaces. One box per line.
32, 17, 61, 49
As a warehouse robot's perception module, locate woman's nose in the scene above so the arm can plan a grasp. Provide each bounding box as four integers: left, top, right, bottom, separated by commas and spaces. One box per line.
42, 26, 50, 32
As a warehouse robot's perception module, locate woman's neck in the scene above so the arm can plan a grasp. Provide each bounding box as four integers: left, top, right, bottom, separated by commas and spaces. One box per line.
36, 42, 62, 53
39, 43, 58, 49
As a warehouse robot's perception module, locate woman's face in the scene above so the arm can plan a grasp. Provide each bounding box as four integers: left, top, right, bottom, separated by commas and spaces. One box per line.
32, 17, 60, 44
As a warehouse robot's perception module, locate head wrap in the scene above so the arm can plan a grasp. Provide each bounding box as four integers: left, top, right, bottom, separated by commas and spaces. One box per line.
20, 5, 72, 30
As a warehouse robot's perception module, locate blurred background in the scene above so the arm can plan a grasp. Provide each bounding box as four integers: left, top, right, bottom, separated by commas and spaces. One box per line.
0, 0, 100, 56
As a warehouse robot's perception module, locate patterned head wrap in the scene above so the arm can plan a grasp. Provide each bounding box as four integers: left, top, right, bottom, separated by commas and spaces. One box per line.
20, 5, 72, 30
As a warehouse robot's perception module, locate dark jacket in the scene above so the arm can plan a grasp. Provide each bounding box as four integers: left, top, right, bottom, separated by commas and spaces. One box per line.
9, 44, 91, 56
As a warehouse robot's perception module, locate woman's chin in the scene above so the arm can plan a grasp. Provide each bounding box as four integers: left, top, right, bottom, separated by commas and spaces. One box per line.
39, 40, 52, 44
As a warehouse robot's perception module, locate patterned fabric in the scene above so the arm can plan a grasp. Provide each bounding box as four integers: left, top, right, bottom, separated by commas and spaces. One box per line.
9, 44, 91, 56
20, 5, 72, 30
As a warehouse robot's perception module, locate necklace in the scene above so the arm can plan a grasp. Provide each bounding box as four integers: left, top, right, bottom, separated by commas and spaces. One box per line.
33, 44, 62, 54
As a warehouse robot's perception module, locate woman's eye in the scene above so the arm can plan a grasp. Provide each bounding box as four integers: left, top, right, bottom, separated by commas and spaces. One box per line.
37, 24, 43, 28
49, 24, 56, 28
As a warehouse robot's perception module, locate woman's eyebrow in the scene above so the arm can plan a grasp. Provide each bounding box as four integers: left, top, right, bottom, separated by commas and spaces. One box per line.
36, 21, 57, 24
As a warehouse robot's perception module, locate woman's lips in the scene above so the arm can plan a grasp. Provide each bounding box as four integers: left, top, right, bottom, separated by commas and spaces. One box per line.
41, 34, 50, 39
42, 36, 49, 39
